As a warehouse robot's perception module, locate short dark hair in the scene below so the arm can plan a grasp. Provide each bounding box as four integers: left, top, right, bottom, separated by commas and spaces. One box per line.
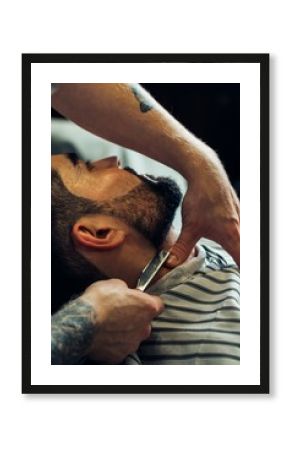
51, 169, 182, 312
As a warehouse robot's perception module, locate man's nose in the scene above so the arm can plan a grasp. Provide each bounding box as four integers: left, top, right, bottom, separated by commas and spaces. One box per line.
90, 156, 120, 170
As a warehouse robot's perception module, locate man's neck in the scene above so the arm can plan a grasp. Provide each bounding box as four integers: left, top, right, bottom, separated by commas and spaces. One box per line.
146, 229, 197, 288
123, 228, 197, 289
144, 228, 178, 287
89, 227, 195, 289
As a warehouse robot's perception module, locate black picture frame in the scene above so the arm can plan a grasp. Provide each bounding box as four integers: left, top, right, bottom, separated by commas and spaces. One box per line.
22, 53, 269, 394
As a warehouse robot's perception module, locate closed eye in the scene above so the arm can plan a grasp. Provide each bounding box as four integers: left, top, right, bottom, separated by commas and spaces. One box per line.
66, 153, 79, 166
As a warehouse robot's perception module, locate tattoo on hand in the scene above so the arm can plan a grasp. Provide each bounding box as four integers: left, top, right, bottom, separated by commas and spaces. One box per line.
130, 84, 153, 113
51, 297, 97, 365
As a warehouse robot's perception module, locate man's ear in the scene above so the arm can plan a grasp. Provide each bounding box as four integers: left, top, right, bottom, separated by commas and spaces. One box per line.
71, 216, 126, 251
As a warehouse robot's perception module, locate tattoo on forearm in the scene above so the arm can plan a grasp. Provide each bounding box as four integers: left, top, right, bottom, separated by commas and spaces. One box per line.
130, 84, 153, 113
51, 297, 97, 365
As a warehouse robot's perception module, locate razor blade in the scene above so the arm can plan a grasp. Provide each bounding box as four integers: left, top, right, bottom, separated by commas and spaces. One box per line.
136, 249, 170, 292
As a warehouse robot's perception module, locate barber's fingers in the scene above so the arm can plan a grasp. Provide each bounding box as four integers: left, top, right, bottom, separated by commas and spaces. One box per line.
167, 185, 240, 268
96, 278, 129, 288
168, 218, 240, 268
127, 325, 152, 356
84, 278, 129, 294
141, 324, 152, 340
167, 223, 201, 268
130, 289, 164, 318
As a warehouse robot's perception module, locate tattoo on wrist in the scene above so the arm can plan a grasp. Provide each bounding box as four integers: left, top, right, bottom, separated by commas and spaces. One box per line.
130, 84, 153, 113
51, 297, 97, 365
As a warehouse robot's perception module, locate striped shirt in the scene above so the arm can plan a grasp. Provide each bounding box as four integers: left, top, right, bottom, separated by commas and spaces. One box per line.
125, 239, 240, 365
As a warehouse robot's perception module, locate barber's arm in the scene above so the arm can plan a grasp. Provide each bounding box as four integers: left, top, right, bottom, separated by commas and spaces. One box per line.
52, 83, 240, 266
51, 279, 163, 364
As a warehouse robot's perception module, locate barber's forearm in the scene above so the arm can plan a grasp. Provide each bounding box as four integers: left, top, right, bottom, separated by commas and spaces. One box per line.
52, 83, 223, 181
51, 297, 97, 365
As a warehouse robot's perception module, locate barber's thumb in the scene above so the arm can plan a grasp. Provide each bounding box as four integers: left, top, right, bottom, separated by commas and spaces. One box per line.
167, 228, 199, 268
147, 296, 165, 316
153, 296, 165, 313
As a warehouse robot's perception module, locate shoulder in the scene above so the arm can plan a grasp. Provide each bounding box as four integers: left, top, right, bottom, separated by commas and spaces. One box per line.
198, 238, 239, 272
159, 239, 240, 305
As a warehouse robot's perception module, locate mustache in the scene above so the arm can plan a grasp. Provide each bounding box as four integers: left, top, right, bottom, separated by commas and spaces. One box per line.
124, 166, 175, 185
124, 166, 183, 209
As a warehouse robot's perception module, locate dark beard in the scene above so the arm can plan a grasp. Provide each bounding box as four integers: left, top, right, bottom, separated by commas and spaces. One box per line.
124, 167, 183, 247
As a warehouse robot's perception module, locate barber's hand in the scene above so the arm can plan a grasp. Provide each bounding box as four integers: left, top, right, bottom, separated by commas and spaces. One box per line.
167, 162, 240, 268
81, 279, 164, 364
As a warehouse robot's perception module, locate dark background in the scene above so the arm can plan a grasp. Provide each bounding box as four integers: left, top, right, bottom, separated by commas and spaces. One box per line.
52, 83, 240, 195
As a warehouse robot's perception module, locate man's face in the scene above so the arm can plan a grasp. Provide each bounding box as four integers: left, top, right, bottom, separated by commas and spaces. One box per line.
52, 153, 182, 250
51, 154, 142, 202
